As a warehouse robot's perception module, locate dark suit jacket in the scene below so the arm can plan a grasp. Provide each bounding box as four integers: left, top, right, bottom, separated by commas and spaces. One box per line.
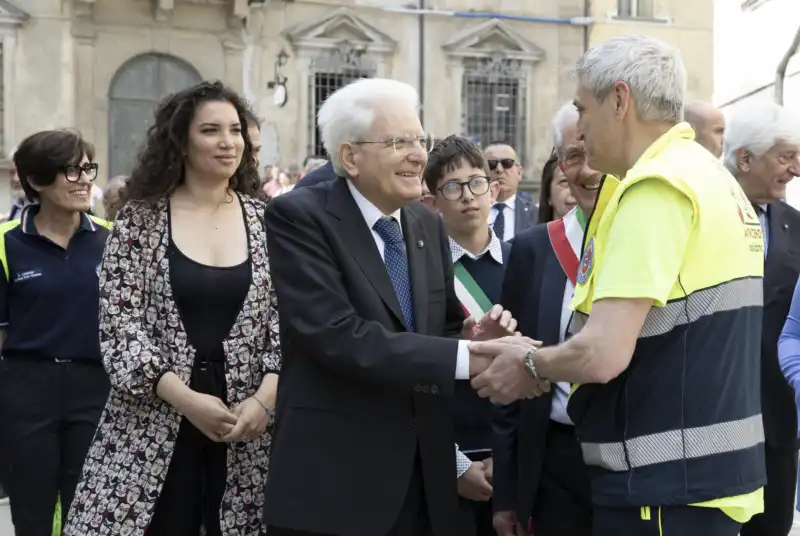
264, 178, 465, 536
293, 160, 336, 189
514, 194, 538, 236
492, 224, 564, 523
762, 200, 800, 448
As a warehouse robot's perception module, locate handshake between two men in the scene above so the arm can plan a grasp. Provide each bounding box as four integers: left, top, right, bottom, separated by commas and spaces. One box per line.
463, 304, 551, 405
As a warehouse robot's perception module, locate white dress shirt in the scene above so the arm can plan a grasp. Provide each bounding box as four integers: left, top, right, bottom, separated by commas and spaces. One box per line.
757, 203, 769, 258
346, 181, 473, 475
488, 195, 516, 241
549, 280, 575, 425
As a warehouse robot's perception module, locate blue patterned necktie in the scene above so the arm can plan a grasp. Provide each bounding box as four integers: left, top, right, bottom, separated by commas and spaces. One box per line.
373, 217, 415, 332
493, 203, 506, 242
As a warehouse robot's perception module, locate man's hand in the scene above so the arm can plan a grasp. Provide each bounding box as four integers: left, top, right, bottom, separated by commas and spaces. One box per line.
462, 304, 518, 341
483, 456, 493, 484
470, 337, 550, 404
493, 511, 527, 536
457, 461, 493, 501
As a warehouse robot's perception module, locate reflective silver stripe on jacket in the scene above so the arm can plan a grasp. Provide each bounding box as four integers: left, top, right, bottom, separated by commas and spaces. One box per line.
568, 277, 762, 339
581, 414, 765, 472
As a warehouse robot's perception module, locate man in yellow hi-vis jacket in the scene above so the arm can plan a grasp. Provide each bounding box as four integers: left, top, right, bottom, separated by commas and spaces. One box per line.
471, 35, 766, 536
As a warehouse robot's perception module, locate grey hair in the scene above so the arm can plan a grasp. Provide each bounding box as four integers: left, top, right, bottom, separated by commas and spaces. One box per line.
103, 174, 127, 195
551, 102, 579, 158
722, 102, 800, 175
575, 35, 686, 123
317, 78, 421, 176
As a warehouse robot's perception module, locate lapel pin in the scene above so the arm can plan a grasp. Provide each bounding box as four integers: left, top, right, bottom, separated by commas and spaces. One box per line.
417, 240, 424, 248
784, 224, 789, 230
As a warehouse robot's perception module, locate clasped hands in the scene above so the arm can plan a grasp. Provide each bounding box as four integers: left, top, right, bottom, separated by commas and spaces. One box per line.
469, 333, 551, 405
182, 392, 270, 443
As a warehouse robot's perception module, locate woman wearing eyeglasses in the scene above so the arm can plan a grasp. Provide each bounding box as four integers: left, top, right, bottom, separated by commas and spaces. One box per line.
0, 129, 111, 536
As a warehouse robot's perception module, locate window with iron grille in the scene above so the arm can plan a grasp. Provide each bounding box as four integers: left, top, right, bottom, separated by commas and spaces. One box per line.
308, 42, 376, 158
617, 0, 655, 18
461, 55, 527, 165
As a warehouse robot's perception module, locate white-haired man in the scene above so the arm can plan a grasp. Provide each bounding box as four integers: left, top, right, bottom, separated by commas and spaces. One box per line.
471, 35, 766, 535
263, 78, 516, 536
492, 102, 601, 536
724, 102, 800, 536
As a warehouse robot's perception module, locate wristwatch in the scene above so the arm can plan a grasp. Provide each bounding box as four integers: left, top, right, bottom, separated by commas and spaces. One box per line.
523, 348, 540, 380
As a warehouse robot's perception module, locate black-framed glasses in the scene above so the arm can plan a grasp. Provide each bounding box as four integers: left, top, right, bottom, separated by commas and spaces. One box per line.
488, 158, 516, 171
63, 163, 99, 182
354, 134, 435, 154
438, 176, 491, 201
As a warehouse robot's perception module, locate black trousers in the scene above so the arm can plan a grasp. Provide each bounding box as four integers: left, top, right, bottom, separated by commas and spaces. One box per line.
268, 453, 433, 536
0, 358, 109, 536
593, 505, 742, 536
740, 443, 797, 536
531, 421, 593, 536
148, 361, 228, 536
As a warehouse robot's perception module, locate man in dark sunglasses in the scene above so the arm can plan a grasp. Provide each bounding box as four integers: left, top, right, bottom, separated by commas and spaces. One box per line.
484, 143, 538, 241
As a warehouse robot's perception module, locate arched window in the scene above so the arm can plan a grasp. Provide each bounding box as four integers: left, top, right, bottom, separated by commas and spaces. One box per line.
108, 54, 201, 177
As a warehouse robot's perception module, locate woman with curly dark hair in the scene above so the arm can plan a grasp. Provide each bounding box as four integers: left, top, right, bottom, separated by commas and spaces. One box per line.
64, 80, 281, 536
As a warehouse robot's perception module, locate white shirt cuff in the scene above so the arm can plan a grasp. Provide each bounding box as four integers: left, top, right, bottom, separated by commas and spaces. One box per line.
455, 340, 470, 380
456, 445, 472, 477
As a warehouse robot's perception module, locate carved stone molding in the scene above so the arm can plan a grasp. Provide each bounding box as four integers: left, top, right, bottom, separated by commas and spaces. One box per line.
71, 19, 97, 43
153, 0, 174, 22
442, 18, 545, 63
74, 0, 95, 19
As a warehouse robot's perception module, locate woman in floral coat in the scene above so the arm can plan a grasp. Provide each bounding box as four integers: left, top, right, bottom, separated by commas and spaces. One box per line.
64, 80, 281, 536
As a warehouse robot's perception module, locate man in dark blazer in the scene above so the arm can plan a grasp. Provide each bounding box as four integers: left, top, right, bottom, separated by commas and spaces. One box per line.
264, 78, 515, 536
483, 143, 538, 241
293, 160, 336, 189
492, 102, 600, 536
724, 102, 800, 536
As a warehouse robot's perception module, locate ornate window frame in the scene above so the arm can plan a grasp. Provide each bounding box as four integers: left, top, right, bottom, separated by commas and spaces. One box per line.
442, 18, 544, 169
282, 7, 397, 163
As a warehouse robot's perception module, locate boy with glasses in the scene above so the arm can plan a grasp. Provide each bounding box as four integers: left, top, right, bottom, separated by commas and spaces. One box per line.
424, 134, 511, 536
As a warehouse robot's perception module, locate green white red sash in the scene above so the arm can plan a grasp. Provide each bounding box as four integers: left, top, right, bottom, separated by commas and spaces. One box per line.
453, 262, 492, 319
546, 208, 586, 285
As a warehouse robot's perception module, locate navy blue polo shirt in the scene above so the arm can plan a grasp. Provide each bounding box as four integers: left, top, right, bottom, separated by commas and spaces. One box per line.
0, 205, 111, 362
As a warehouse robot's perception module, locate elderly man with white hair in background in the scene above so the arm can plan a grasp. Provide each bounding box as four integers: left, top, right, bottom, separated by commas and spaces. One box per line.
492, 101, 601, 536
471, 35, 766, 535
263, 78, 517, 536
724, 102, 800, 536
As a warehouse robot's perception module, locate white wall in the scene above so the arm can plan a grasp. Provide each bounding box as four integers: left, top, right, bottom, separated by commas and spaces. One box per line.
714, 0, 800, 207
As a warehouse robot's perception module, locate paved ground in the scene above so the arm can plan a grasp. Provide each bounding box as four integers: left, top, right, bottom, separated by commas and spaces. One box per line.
0, 504, 795, 534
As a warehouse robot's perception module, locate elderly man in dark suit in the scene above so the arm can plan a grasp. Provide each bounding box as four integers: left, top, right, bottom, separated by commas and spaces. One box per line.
724, 102, 800, 536
483, 143, 538, 241
264, 77, 516, 536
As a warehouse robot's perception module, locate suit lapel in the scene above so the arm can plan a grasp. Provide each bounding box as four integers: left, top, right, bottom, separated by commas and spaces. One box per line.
765, 202, 791, 302
539, 249, 567, 346
326, 179, 406, 327
402, 205, 429, 334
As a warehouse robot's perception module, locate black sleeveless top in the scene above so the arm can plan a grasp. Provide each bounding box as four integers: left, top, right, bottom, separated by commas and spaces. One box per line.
167, 203, 251, 403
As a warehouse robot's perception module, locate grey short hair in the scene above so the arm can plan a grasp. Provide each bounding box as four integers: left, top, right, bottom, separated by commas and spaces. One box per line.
575, 35, 686, 123
317, 78, 420, 176
104, 174, 127, 195
722, 102, 800, 175
551, 102, 579, 158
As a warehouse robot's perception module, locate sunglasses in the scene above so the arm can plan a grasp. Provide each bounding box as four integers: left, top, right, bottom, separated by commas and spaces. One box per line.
488, 158, 516, 171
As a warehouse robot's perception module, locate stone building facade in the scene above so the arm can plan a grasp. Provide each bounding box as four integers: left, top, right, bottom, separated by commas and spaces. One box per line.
0, 0, 713, 210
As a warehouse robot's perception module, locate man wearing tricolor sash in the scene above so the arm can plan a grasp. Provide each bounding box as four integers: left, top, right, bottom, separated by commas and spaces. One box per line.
424, 135, 510, 536
491, 102, 602, 536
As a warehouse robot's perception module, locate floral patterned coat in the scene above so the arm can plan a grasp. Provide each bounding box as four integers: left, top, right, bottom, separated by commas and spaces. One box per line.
64, 194, 281, 536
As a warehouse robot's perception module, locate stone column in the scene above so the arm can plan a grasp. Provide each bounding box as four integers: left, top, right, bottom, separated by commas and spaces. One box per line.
445, 59, 465, 137
222, 36, 245, 94
72, 21, 97, 145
